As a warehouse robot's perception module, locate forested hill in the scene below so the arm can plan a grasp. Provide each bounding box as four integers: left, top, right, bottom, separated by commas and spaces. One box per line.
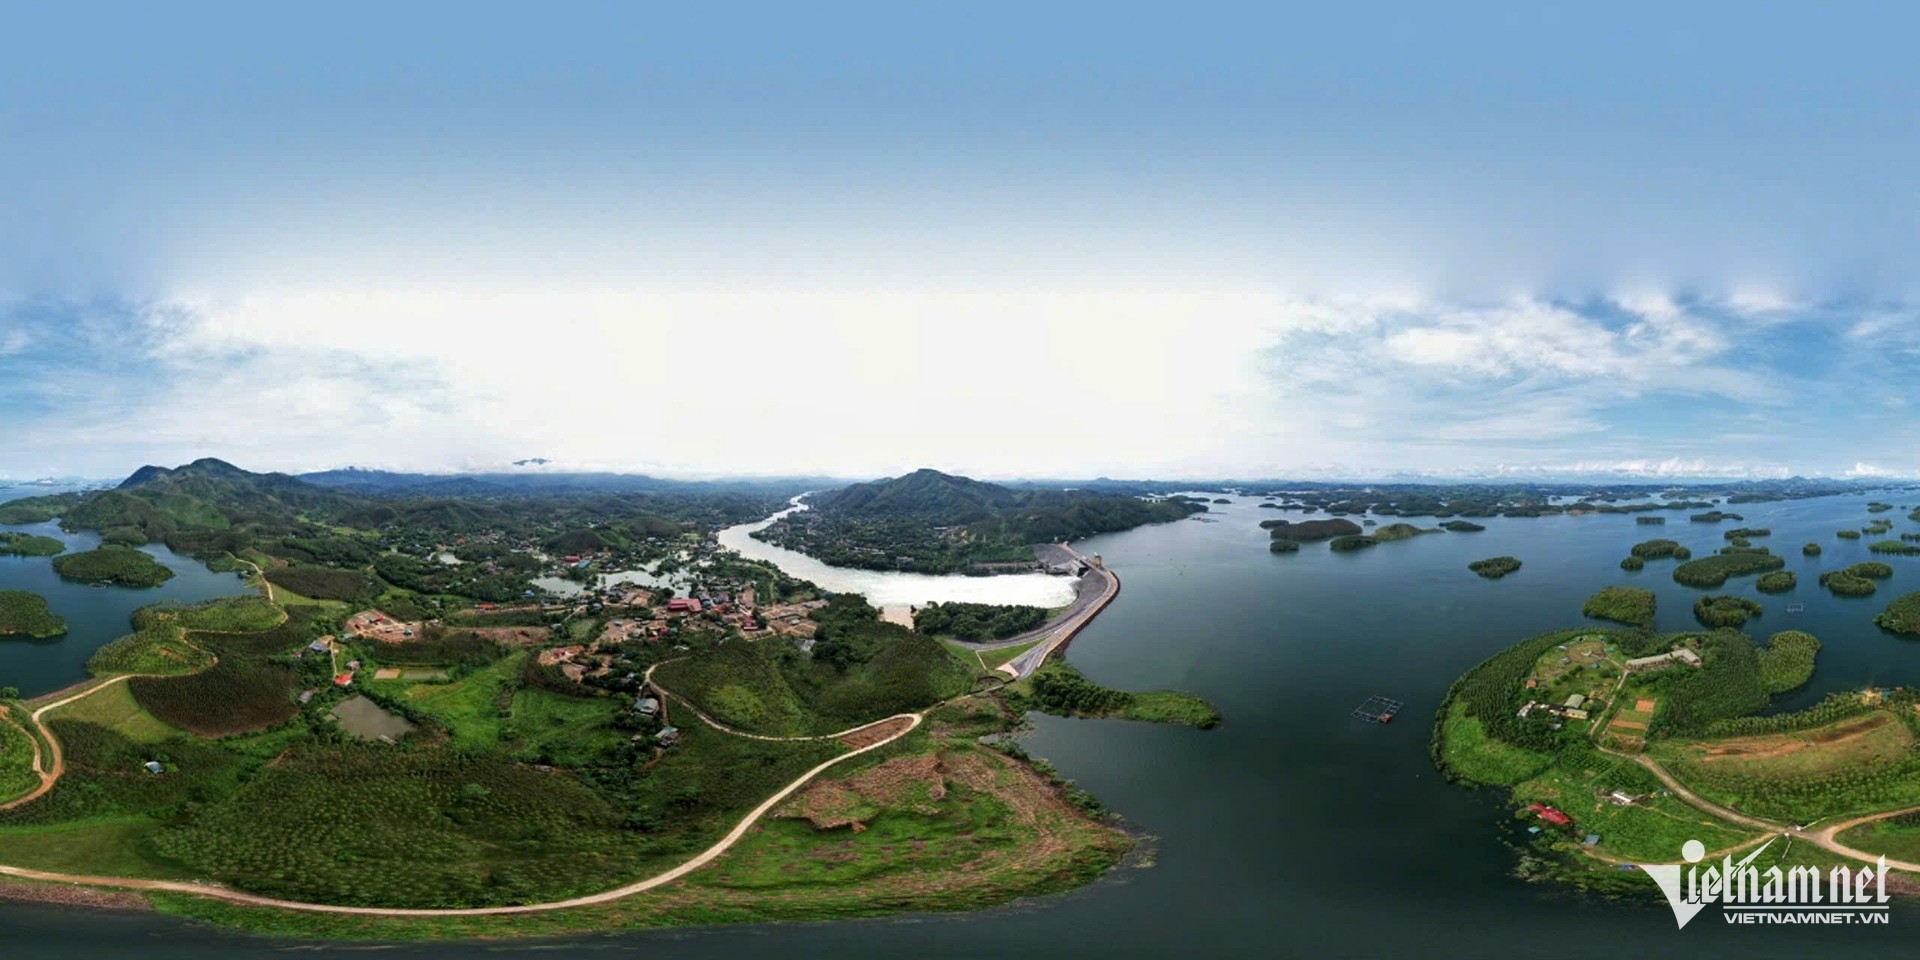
808, 468, 1023, 523
754, 468, 1205, 574
0, 459, 798, 586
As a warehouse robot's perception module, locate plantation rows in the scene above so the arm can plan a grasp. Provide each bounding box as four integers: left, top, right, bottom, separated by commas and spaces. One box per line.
150, 742, 656, 908
128, 608, 318, 736
1665, 750, 1920, 823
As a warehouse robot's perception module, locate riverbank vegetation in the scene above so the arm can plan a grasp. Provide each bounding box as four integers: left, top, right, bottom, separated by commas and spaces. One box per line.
1581, 586, 1655, 628
911, 602, 1048, 642
50, 546, 174, 587
1469, 556, 1522, 579
1009, 662, 1220, 729
0, 590, 67, 639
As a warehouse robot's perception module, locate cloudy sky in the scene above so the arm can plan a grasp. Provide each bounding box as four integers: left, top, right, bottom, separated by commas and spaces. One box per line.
3, 3, 1918, 481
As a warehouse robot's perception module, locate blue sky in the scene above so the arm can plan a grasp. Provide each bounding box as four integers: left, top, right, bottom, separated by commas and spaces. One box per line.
2, 3, 1918, 480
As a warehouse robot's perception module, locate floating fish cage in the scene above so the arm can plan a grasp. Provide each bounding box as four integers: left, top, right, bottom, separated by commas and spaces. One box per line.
1352, 696, 1404, 724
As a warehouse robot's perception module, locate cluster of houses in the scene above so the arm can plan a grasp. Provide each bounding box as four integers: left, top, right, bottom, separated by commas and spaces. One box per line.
1623, 646, 1703, 672
1518, 692, 1593, 722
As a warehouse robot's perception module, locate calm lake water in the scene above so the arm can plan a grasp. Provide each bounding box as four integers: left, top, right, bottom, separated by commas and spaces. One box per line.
0, 486, 251, 697
5, 490, 1920, 957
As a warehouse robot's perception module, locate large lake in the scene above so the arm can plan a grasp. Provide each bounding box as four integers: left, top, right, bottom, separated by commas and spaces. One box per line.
7, 490, 1920, 957
0, 485, 252, 697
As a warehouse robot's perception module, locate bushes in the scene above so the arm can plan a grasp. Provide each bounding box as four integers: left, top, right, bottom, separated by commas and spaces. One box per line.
1694, 595, 1762, 629
1328, 535, 1378, 551
1672, 551, 1785, 588
911, 601, 1048, 641
129, 609, 317, 736
1838, 530, 1862, 540
1869, 540, 1920, 556
1649, 632, 1767, 737
1269, 539, 1300, 553
1691, 511, 1743, 523
1469, 556, 1522, 579
1583, 586, 1657, 628
1756, 571, 1797, 594
50, 546, 175, 587
146, 742, 661, 908
1757, 630, 1820, 693
1441, 520, 1486, 532
1723, 527, 1771, 540
265, 566, 374, 602
1432, 629, 1594, 767
1804, 542, 1823, 556
1620, 556, 1645, 571
1875, 592, 1920, 636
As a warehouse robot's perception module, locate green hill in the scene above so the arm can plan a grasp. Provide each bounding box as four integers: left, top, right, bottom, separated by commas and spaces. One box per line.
756, 468, 1203, 573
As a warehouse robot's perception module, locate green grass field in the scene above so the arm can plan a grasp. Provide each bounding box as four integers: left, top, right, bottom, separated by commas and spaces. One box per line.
1651, 710, 1920, 821
1438, 700, 1551, 786
0, 713, 41, 803
398, 652, 528, 750
45, 681, 179, 744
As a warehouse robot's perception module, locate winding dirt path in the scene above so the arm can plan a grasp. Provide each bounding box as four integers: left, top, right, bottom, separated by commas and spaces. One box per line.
0, 657, 927, 915
0, 710, 922, 916
0, 676, 136, 812
0, 551, 1106, 916
1605, 744, 1920, 872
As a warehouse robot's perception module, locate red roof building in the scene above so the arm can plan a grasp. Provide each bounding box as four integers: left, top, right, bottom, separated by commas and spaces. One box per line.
333, 673, 354, 687
1526, 803, 1572, 826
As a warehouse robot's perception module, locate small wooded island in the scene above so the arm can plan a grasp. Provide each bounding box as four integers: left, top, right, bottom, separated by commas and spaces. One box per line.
0, 590, 67, 639
0, 532, 65, 557
51, 545, 175, 587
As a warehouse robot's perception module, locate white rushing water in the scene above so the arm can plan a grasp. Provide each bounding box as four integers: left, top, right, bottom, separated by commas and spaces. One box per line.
715, 499, 1077, 607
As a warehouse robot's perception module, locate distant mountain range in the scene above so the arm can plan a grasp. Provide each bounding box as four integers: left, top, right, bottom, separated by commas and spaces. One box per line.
297, 466, 831, 498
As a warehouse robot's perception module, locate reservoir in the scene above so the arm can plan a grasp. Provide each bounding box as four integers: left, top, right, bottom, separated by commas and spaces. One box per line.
5, 490, 1919, 957
0, 486, 252, 698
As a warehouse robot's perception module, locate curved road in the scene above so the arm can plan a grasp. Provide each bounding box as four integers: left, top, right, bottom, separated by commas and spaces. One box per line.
0, 549, 1128, 915
946, 545, 1119, 680
0, 658, 925, 916
1608, 745, 1920, 871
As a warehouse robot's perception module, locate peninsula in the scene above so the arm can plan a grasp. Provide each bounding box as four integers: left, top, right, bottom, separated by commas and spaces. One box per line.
0, 459, 1214, 939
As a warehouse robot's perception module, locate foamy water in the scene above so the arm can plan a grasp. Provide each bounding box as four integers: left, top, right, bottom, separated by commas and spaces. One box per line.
715, 500, 1076, 607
